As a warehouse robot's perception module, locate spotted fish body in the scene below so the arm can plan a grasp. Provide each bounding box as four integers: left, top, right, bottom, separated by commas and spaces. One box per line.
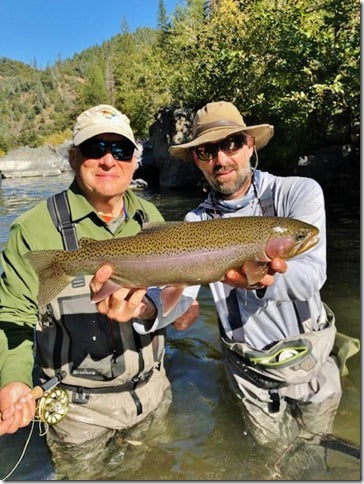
25, 216, 319, 306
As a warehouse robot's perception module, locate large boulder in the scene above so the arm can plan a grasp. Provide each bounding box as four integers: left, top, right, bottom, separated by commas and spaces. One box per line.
147, 107, 202, 191
293, 143, 359, 205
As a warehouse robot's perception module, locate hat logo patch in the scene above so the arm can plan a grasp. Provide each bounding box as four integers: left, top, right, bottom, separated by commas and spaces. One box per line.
98, 108, 117, 119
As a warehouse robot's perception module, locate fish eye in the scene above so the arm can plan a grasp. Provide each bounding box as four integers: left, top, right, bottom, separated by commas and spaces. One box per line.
296, 232, 307, 242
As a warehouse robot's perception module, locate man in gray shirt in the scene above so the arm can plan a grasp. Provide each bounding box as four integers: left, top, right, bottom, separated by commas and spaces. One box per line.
166, 101, 342, 448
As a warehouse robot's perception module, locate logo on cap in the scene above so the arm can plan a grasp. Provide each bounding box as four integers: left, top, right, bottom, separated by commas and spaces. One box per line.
98, 108, 117, 119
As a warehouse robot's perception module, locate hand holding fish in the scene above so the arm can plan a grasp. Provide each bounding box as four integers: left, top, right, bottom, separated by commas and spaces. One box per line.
223, 258, 287, 289
26, 217, 318, 307
0, 382, 35, 435
90, 265, 157, 323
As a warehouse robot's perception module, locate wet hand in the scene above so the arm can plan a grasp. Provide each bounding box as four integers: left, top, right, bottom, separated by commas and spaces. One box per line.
223, 258, 287, 290
90, 265, 156, 323
0, 382, 36, 435
173, 300, 200, 331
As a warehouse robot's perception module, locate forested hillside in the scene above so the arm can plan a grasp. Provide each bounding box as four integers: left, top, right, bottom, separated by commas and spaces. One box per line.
0, 0, 359, 171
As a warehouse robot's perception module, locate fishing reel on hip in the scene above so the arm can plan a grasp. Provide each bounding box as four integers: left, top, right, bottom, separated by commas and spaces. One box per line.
31, 372, 69, 426
34, 387, 69, 425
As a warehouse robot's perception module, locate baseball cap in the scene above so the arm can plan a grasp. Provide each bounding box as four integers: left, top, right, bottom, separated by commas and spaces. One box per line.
72, 104, 137, 148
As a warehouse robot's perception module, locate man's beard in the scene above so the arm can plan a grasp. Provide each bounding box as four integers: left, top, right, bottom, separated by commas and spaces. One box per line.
205, 162, 252, 198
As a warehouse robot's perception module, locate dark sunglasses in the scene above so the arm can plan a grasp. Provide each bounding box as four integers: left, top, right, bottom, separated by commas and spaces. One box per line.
79, 139, 135, 161
193, 135, 246, 162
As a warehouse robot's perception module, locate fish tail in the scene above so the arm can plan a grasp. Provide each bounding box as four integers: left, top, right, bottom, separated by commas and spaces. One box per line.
25, 250, 72, 306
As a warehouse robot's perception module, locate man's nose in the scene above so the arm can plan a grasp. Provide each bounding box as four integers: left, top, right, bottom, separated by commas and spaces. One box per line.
213, 148, 230, 164
99, 151, 116, 166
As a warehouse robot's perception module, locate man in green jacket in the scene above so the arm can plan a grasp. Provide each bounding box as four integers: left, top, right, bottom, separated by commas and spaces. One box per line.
0, 104, 198, 445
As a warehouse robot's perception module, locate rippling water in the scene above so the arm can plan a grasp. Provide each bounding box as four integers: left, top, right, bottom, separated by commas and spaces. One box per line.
0, 174, 360, 480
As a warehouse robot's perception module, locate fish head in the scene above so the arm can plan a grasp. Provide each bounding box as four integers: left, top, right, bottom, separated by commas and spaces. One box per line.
265, 219, 319, 260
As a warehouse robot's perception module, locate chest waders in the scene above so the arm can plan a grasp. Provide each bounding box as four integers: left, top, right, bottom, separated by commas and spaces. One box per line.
205, 179, 338, 414
36, 191, 166, 416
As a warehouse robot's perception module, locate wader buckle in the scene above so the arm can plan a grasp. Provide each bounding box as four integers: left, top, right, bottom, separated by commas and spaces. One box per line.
71, 387, 90, 404
131, 368, 154, 387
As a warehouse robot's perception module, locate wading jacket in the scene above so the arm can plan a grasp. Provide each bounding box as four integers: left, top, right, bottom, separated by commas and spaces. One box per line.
0, 179, 170, 389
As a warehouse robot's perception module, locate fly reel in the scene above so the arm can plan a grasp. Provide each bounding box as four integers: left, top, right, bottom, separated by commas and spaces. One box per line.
31, 376, 69, 426
35, 387, 69, 425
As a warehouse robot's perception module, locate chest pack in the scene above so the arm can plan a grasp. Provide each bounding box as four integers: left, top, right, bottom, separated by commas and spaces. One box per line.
35, 191, 165, 409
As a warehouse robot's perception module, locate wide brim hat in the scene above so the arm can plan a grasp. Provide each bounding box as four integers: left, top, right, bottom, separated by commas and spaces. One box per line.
169, 101, 274, 161
72, 104, 138, 148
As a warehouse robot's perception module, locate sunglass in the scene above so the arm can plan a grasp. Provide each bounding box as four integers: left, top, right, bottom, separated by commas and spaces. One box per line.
193, 135, 246, 161
79, 139, 135, 161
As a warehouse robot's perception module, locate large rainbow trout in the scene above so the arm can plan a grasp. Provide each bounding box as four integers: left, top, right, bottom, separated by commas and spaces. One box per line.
25, 216, 319, 307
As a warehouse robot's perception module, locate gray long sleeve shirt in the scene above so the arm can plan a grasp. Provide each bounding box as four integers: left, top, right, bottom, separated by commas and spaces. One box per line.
136, 170, 328, 351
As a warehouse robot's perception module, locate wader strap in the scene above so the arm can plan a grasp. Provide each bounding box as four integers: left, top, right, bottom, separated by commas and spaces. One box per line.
60, 368, 154, 404
131, 332, 145, 415
47, 191, 78, 251
251, 172, 276, 217
292, 300, 310, 333
268, 389, 280, 413
134, 208, 149, 228
225, 289, 243, 332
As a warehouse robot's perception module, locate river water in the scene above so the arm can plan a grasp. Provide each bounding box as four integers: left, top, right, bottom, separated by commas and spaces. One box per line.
0, 173, 360, 480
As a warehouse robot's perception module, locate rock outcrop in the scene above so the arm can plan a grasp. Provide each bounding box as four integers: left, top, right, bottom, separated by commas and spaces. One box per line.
147, 107, 203, 191
0, 142, 71, 178
293, 143, 359, 204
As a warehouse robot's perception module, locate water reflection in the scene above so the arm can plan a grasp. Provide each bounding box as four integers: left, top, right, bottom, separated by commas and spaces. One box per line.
0, 174, 74, 250
0, 174, 360, 480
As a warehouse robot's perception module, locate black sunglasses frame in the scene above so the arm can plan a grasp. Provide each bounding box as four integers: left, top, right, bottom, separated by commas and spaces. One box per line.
79, 139, 135, 161
193, 135, 246, 162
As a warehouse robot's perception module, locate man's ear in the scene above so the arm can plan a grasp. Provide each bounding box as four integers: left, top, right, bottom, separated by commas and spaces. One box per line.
246, 134, 255, 149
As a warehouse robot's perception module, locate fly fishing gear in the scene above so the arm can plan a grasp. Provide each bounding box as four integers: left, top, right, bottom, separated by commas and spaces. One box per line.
35, 386, 69, 425
32, 372, 69, 425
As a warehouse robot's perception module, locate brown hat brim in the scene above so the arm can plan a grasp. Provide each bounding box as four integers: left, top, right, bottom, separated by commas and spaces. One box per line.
169, 124, 274, 161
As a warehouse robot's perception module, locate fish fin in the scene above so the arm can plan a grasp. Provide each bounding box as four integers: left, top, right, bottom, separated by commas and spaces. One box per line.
91, 279, 123, 303
243, 261, 269, 285
161, 285, 186, 317
25, 250, 72, 306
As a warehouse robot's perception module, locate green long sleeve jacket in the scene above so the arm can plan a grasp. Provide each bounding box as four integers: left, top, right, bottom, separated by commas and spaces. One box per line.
0, 179, 164, 387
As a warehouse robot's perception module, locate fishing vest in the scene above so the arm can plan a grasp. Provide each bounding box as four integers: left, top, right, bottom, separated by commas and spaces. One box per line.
202, 180, 338, 408
35, 191, 166, 405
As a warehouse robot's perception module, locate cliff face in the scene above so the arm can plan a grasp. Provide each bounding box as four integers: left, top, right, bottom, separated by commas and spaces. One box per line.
147, 107, 202, 191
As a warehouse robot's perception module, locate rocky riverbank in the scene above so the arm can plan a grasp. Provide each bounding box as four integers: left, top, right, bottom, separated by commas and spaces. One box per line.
0, 106, 359, 204
0, 143, 72, 178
